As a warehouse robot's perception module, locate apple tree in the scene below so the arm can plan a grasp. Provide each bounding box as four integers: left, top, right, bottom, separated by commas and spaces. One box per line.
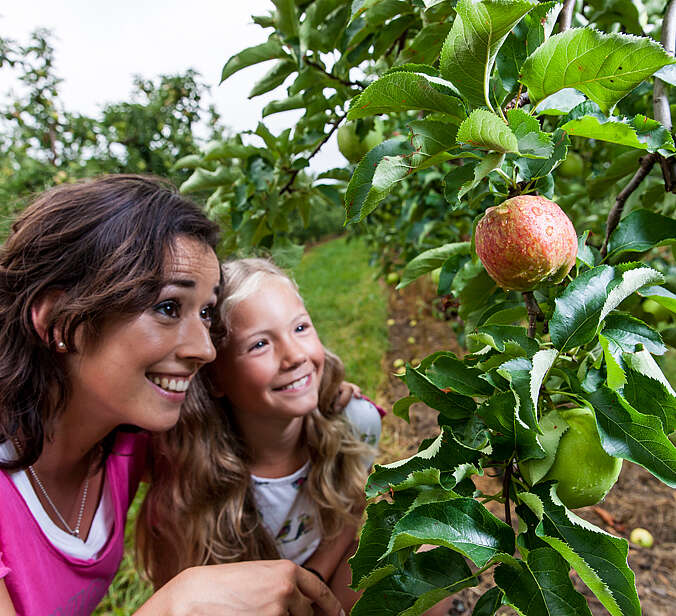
186, 1, 676, 613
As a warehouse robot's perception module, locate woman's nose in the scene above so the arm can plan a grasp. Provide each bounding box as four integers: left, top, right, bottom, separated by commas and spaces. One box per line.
177, 316, 217, 365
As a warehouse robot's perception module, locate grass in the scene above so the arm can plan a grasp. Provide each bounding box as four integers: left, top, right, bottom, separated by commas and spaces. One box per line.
93, 235, 389, 613
292, 235, 389, 397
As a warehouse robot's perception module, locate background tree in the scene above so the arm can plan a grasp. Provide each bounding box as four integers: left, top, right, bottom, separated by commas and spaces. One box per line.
0, 29, 223, 235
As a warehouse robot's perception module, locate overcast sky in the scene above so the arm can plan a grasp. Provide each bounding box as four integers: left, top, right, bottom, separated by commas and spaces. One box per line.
0, 0, 341, 170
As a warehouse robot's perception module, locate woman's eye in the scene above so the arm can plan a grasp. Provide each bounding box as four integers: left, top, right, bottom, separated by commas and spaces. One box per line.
200, 305, 215, 324
154, 300, 180, 319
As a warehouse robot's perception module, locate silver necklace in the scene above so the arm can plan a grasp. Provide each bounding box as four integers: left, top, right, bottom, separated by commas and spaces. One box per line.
27, 463, 90, 539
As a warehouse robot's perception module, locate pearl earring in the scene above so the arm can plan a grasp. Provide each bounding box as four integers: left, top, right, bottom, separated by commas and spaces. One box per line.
57, 341, 66, 351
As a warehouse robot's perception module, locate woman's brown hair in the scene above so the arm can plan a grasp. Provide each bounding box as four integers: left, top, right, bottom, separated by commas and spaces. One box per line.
0, 174, 220, 470
139, 258, 373, 587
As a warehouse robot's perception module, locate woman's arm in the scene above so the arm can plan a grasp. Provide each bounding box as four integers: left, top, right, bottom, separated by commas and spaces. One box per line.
133, 560, 344, 616
0, 581, 16, 616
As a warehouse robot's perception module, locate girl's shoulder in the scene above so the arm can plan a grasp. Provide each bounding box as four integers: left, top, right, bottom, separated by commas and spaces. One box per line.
343, 396, 383, 446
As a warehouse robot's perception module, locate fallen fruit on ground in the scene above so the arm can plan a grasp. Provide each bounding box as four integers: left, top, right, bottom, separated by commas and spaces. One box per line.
474, 195, 578, 292
630, 527, 654, 548
386, 272, 400, 285
392, 358, 405, 369
520, 407, 623, 509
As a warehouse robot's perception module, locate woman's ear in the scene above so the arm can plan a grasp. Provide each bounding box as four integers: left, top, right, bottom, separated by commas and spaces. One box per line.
31, 289, 66, 349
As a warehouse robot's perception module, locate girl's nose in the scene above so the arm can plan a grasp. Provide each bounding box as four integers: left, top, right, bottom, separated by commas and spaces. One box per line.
280, 337, 306, 369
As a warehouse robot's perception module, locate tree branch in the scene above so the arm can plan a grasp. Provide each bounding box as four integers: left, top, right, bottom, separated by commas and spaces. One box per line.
503, 460, 514, 529
600, 153, 658, 258
523, 291, 544, 338
280, 115, 344, 195
654, 0, 676, 192
557, 0, 576, 33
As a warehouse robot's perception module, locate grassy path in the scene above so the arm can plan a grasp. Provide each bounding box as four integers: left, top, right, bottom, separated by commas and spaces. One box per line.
94, 235, 388, 613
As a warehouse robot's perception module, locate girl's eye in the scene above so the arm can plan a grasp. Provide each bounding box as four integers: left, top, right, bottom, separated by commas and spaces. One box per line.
249, 339, 268, 351
295, 322, 311, 333
154, 300, 180, 319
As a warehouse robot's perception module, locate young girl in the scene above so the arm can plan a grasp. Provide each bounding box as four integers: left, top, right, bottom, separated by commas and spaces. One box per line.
140, 258, 383, 611
0, 177, 343, 616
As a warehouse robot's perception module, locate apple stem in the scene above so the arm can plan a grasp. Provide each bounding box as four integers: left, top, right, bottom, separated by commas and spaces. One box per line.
523, 291, 543, 338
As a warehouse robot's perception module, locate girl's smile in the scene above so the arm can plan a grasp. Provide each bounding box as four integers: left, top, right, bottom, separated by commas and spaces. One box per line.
208, 276, 325, 424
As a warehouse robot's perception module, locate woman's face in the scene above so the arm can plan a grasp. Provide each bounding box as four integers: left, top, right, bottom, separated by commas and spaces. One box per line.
65, 235, 221, 434
209, 275, 325, 424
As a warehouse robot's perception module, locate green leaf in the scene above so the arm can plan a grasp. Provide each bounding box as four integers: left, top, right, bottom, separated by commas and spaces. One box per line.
347, 72, 467, 122
220, 37, 289, 83
559, 103, 675, 153
623, 368, 676, 434
519, 410, 568, 486
456, 110, 519, 153
497, 358, 540, 432
202, 140, 262, 161
601, 313, 666, 357
344, 137, 413, 224
248, 59, 297, 98
393, 395, 418, 423
599, 333, 627, 390
350, 495, 416, 590
606, 209, 676, 260
403, 365, 477, 420
179, 166, 232, 194
534, 88, 586, 115
526, 485, 641, 616
271, 0, 299, 38
262, 93, 306, 117
521, 28, 676, 114
444, 162, 480, 208
471, 586, 503, 616
352, 548, 476, 616
513, 127, 570, 182
365, 429, 483, 498
385, 499, 515, 567
469, 325, 539, 356
550, 264, 664, 352
458, 153, 505, 199
507, 108, 553, 159
494, 548, 593, 615
625, 349, 675, 395
398, 242, 471, 289
439, 0, 538, 108
587, 387, 676, 486
426, 354, 495, 397
396, 22, 453, 66
638, 285, 676, 313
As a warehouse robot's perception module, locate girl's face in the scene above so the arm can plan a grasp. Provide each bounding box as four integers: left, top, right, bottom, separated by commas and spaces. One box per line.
209, 275, 325, 422
64, 236, 221, 434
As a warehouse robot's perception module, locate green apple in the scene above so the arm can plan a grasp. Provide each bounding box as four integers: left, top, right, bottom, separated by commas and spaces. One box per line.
407, 336, 415, 344
540, 407, 622, 509
642, 298, 672, 323
387, 318, 396, 326
629, 527, 654, 548
386, 272, 400, 285
558, 152, 584, 178
337, 121, 384, 164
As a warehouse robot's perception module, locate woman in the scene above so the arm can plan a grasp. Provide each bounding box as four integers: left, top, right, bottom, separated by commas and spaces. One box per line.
0, 175, 342, 615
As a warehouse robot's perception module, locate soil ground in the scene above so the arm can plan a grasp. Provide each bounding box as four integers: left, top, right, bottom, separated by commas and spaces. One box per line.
372, 277, 676, 616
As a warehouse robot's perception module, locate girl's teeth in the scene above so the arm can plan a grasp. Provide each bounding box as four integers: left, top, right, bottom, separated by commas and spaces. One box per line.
151, 376, 189, 392
281, 376, 309, 391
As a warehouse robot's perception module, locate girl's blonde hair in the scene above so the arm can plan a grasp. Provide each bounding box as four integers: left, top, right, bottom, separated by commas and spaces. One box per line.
138, 258, 373, 587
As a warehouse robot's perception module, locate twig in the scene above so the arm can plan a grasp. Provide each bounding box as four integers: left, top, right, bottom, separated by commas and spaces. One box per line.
557, 0, 576, 33
503, 461, 513, 529
523, 291, 543, 338
280, 115, 344, 195
304, 58, 367, 89
654, 0, 676, 192
600, 153, 658, 258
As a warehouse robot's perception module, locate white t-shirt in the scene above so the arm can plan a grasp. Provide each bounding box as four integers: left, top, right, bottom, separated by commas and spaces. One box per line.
251, 396, 382, 564
0, 440, 114, 560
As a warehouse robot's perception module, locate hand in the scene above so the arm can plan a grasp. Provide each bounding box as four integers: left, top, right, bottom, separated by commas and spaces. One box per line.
333, 381, 361, 412
137, 560, 344, 616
